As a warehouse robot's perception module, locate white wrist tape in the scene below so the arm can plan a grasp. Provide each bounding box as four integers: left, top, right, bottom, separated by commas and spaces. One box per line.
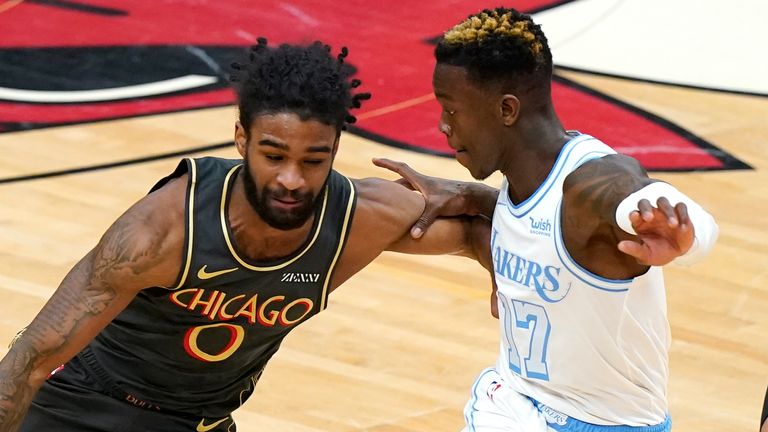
615, 182, 718, 266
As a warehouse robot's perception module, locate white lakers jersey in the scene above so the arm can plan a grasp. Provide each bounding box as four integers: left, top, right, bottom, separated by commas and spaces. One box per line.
492, 134, 669, 426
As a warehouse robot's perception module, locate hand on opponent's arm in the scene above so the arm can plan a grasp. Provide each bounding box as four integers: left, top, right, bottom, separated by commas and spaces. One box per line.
372, 158, 499, 238
357, 163, 500, 317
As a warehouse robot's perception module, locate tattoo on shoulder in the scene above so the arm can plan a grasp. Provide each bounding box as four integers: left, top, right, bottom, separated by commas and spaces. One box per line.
97, 215, 166, 276
566, 156, 648, 215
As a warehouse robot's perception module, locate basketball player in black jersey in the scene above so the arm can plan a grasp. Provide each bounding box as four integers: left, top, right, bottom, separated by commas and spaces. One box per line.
0, 39, 492, 432
762, 385, 768, 432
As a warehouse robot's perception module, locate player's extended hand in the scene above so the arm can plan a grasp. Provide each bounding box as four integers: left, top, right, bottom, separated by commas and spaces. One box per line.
372, 158, 468, 238
617, 197, 695, 266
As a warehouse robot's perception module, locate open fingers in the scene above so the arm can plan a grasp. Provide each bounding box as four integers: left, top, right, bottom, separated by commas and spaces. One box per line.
655, 197, 678, 227
627, 210, 643, 232
395, 178, 417, 191
372, 158, 429, 193
637, 198, 654, 222
675, 202, 690, 228
372, 158, 419, 179
637, 197, 678, 227
617, 239, 649, 264
371, 157, 398, 170
410, 211, 438, 239
673, 202, 694, 244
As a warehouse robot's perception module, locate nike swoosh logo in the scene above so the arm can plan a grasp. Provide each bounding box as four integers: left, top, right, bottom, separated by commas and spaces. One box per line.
196, 417, 228, 432
197, 265, 238, 280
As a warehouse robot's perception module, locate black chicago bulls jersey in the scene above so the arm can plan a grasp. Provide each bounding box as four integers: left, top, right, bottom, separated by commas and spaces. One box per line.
78, 157, 356, 418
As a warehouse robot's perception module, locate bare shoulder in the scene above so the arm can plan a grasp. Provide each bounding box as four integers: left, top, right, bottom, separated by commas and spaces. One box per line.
560, 154, 651, 278
563, 153, 651, 219
93, 173, 189, 290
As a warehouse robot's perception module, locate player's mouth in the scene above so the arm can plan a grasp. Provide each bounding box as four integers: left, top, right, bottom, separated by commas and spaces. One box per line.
454, 148, 470, 166
271, 197, 302, 209
449, 144, 466, 153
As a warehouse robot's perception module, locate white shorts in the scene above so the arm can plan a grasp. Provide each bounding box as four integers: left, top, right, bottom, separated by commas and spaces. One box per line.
461, 368, 671, 432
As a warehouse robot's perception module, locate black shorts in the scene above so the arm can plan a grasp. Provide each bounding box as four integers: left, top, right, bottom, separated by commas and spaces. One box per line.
19, 356, 235, 432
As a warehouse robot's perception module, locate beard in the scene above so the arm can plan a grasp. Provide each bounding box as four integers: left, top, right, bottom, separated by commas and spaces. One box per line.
241, 164, 326, 231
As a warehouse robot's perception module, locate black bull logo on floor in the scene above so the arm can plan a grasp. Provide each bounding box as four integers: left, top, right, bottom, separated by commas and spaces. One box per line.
0, 0, 749, 171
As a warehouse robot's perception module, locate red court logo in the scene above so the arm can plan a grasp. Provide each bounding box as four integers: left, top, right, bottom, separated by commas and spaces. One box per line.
0, 0, 749, 171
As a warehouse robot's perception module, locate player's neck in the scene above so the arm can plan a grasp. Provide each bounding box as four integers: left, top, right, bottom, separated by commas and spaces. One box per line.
228, 175, 316, 261
500, 116, 571, 205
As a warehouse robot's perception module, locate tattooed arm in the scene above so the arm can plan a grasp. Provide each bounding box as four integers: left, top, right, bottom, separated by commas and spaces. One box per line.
0, 176, 186, 431
562, 154, 695, 279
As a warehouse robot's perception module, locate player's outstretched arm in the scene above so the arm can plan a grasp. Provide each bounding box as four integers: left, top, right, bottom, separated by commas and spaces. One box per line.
562, 154, 718, 275
373, 158, 499, 238
362, 177, 491, 266
0, 177, 186, 432
331, 177, 492, 292
386, 210, 492, 270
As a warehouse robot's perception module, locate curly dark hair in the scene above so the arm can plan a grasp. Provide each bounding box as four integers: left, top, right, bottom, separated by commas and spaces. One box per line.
435, 8, 553, 91
230, 38, 371, 135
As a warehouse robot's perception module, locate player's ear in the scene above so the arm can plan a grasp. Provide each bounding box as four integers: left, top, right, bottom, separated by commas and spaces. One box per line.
500, 94, 520, 126
235, 121, 248, 157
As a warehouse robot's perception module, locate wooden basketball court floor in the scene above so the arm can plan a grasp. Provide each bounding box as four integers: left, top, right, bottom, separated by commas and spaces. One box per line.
0, 69, 766, 431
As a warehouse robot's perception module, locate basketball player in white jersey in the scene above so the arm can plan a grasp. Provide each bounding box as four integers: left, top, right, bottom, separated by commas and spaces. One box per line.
376, 7, 718, 432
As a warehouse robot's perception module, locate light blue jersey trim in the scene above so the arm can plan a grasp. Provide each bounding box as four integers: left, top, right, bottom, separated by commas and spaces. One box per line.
554, 200, 633, 292
502, 135, 596, 219
571, 151, 611, 171
529, 397, 671, 432
548, 145, 631, 291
